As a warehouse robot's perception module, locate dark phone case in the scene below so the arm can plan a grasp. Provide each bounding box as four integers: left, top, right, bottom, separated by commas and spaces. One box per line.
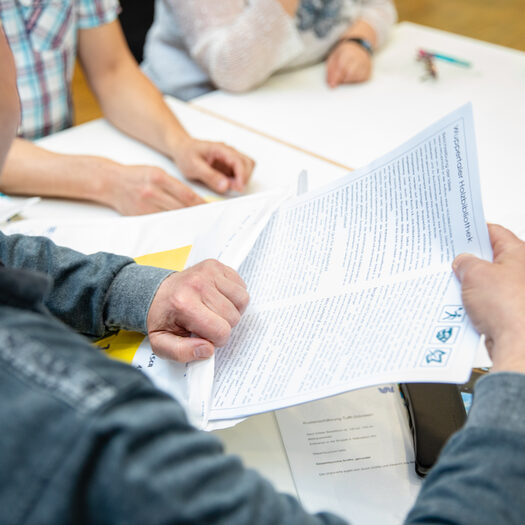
400, 383, 467, 477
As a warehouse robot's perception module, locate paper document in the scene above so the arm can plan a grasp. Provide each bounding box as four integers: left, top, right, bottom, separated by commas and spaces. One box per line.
0, 195, 40, 224
195, 103, 490, 425
276, 386, 422, 524
5, 105, 491, 431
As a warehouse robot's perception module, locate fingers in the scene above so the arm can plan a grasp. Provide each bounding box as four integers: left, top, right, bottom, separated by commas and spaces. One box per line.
147, 260, 249, 362
453, 223, 521, 280
178, 263, 249, 341
159, 172, 205, 207
150, 331, 215, 362
453, 224, 523, 277
206, 143, 255, 192
138, 184, 193, 214
199, 291, 242, 335
194, 158, 231, 193
176, 139, 254, 194
116, 166, 205, 215
231, 153, 255, 191
452, 253, 484, 282
326, 44, 371, 88
203, 276, 249, 325
175, 301, 234, 348
326, 53, 345, 88
221, 263, 248, 289
451, 225, 525, 374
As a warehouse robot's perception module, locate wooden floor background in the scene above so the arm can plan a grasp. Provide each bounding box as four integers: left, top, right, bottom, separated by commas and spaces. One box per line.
72, 0, 525, 125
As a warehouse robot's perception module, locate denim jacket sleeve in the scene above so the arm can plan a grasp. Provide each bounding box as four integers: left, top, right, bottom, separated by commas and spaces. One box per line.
405, 372, 525, 525
0, 231, 172, 337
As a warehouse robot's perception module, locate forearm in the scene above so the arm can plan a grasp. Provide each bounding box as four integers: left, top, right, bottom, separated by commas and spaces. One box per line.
405, 373, 525, 525
77, 20, 190, 164
175, 0, 303, 92
1, 138, 120, 205
0, 231, 171, 337
89, 57, 191, 162
0, 102, 18, 171
0, 25, 18, 168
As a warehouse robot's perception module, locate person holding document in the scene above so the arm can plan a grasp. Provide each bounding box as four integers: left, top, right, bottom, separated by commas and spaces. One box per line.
1, 25, 524, 525
0, 0, 254, 216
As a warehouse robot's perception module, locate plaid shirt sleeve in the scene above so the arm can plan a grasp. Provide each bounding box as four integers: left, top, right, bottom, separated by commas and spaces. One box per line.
76, 0, 120, 30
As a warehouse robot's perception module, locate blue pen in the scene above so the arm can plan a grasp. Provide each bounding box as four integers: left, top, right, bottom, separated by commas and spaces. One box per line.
418, 49, 472, 68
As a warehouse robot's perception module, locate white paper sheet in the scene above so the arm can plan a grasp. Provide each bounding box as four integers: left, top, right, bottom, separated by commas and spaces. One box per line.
207, 104, 491, 422
4, 105, 491, 431
0, 195, 40, 224
182, 189, 290, 428
275, 386, 422, 524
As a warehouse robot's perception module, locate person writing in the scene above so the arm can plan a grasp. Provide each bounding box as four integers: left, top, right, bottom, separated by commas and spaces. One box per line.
142, 0, 397, 100
0, 0, 254, 215
1, 24, 525, 525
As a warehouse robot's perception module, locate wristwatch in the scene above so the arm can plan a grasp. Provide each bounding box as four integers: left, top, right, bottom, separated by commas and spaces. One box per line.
338, 37, 374, 56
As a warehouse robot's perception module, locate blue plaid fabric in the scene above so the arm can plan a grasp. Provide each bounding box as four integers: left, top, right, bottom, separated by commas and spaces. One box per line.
0, 0, 119, 140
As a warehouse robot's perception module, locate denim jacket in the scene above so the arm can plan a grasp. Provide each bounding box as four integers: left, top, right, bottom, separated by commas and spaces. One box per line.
1, 231, 524, 524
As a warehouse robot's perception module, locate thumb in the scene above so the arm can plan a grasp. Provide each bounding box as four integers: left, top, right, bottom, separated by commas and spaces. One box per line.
452, 252, 484, 282
488, 223, 521, 260
150, 331, 215, 363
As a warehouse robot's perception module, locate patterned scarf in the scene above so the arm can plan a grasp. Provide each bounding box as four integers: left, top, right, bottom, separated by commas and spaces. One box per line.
296, 0, 347, 38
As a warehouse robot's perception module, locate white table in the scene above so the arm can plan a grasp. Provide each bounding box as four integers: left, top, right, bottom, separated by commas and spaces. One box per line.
193, 22, 525, 237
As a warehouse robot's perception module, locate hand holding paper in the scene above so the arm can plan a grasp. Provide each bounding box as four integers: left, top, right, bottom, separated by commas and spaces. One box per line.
4, 105, 492, 430
147, 260, 249, 362
453, 224, 525, 374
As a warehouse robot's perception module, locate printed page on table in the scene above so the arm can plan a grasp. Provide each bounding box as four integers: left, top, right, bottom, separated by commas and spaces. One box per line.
207, 104, 492, 423
275, 385, 422, 525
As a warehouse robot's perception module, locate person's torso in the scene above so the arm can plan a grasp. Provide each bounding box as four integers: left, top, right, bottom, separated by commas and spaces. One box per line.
142, 0, 361, 100
0, 263, 150, 523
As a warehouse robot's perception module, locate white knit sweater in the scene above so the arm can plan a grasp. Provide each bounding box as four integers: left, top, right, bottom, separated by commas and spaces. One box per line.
142, 0, 397, 100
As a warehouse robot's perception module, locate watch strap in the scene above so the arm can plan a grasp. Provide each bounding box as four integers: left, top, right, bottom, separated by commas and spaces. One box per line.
338, 37, 374, 56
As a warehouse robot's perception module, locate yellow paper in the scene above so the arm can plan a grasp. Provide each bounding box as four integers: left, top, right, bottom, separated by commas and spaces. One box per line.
205, 195, 223, 203
95, 330, 145, 363
96, 245, 192, 362
134, 245, 192, 271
